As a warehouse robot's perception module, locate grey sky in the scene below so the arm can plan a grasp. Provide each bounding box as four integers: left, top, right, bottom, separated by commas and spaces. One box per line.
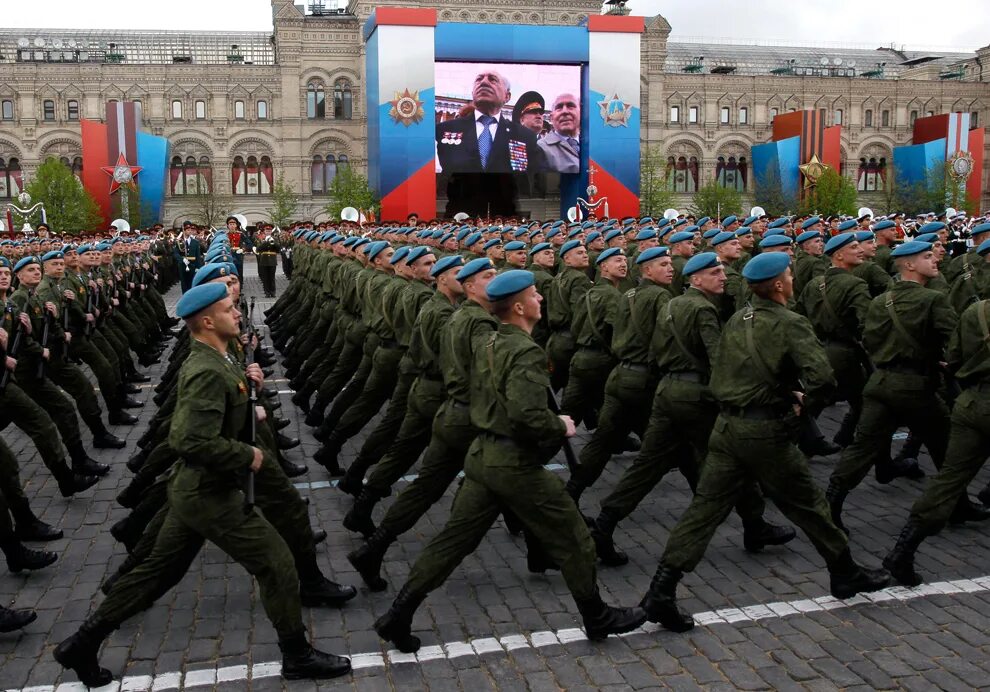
5, 1, 987, 52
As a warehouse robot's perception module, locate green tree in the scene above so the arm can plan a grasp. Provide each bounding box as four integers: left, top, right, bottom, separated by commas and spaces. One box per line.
639, 144, 675, 218
690, 179, 742, 220
885, 159, 978, 218
24, 157, 103, 234
268, 172, 298, 229
324, 165, 379, 221
799, 168, 858, 217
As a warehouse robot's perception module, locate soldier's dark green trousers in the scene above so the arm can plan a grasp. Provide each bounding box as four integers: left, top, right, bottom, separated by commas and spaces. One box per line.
561, 349, 615, 428
324, 342, 397, 435
910, 391, 990, 534
546, 331, 576, 393
43, 356, 105, 433
350, 365, 417, 476
15, 369, 85, 448
315, 329, 372, 409
662, 414, 848, 572
405, 437, 597, 600
0, 381, 69, 477
71, 337, 121, 410
831, 370, 950, 493
92, 463, 305, 640
0, 454, 14, 538
0, 435, 30, 528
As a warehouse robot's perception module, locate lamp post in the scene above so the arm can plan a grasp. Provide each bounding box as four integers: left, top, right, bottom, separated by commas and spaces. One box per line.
4, 192, 47, 237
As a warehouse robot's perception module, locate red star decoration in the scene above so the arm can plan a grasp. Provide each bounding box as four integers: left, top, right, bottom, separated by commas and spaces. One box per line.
101, 153, 143, 194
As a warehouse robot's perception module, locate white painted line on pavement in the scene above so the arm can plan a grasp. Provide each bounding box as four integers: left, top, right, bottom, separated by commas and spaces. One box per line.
15, 574, 990, 691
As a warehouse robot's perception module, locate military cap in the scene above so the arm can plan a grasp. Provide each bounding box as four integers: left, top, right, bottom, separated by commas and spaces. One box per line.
919, 222, 946, 234
760, 235, 793, 249
455, 229, 472, 242
560, 239, 583, 257
667, 230, 694, 245
682, 252, 719, 276
837, 219, 858, 232
95, 242, 111, 251
585, 231, 602, 244
406, 246, 433, 265
639, 217, 654, 225
768, 218, 789, 229
456, 257, 494, 282
545, 228, 562, 240
873, 219, 896, 232
636, 246, 670, 265
176, 282, 228, 319
722, 215, 738, 227
42, 250, 64, 262
621, 217, 637, 227
581, 220, 596, 230
61, 244, 76, 254
321, 231, 337, 242
824, 232, 857, 255
529, 242, 552, 256
890, 241, 932, 258
800, 216, 822, 230
711, 231, 736, 246
0, 257, 11, 269
551, 220, 565, 229
389, 246, 412, 264
465, 233, 483, 247
764, 228, 786, 237
353, 237, 371, 249
657, 218, 671, 229
742, 215, 758, 227
503, 240, 526, 252
330, 235, 346, 245
486, 269, 535, 301
854, 231, 875, 243
971, 222, 990, 237
696, 216, 711, 227
511, 90, 546, 124
483, 238, 502, 251
673, 219, 688, 229
603, 229, 623, 243
367, 241, 391, 261
566, 228, 583, 240
913, 232, 939, 244
702, 228, 721, 240
14, 256, 40, 273
431, 254, 464, 277
439, 233, 454, 244
633, 228, 657, 242
742, 252, 791, 282
796, 230, 822, 244
191, 262, 234, 287
977, 238, 990, 256
595, 247, 625, 266
513, 228, 529, 239
683, 225, 700, 235
735, 226, 753, 237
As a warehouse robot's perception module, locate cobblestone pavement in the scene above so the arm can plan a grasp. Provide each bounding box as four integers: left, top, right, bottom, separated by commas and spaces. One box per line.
3, 258, 990, 691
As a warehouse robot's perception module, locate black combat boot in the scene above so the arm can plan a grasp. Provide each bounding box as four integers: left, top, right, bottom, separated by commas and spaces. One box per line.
1, 539, 58, 573
828, 548, 891, 599
296, 554, 358, 608
883, 522, 926, 587
68, 440, 110, 477
108, 408, 139, 426
54, 463, 100, 498
948, 495, 990, 524
126, 447, 149, 473
742, 518, 797, 553
118, 391, 144, 409
875, 455, 925, 484
116, 474, 153, 509
824, 481, 849, 536
564, 478, 585, 507
276, 432, 300, 451
126, 371, 151, 384
337, 462, 367, 497
313, 437, 345, 476
347, 526, 395, 592
13, 510, 63, 542
121, 382, 142, 395
374, 586, 427, 653
590, 510, 629, 566
53, 619, 115, 688
290, 390, 311, 414
272, 416, 292, 432
0, 605, 37, 633
277, 452, 308, 478
575, 586, 648, 641
640, 564, 695, 632
343, 488, 380, 538
92, 426, 126, 449
304, 402, 327, 428
278, 631, 351, 680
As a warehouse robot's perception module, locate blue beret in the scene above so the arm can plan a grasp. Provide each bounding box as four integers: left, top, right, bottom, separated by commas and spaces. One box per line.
824, 232, 857, 255
191, 262, 234, 287
439, 233, 453, 244
635, 229, 658, 242
465, 233, 483, 247
353, 237, 371, 250
914, 233, 939, 244
656, 218, 671, 229
873, 219, 896, 232
977, 238, 990, 256
585, 231, 602, 244
483, 238, 502, 251
42, 250, 64, 262
682, 252, 720, 276
667, 231, 695, 245
722, 215, 738, 227
341, 237, 358, 247
503, 241, 526, 252
330, 235, 346, 245
683, 225, 700, 235
406, 246, 432, 265
367, 241, 391, 261
545, 228, 562, 240
456, 257, 494, 282
0, 257, 10, 269
673, 219, 688, 229
432, 230, 445, 239
604, 229, 623, 243
837, 219, 858, 232
971, 222, 990, 236
696, 216, 711, 227
854, 231, 875, 243
711, 231, 736, 247
890, 241, 932, 259
455, 229, 471, 242
513, 228, 529, 239
735, 227, 753, 237
621, 217, 637, 227
529, 242, 552, 256
919, 222, 946, 234
14, 256, 40, 273
702, 228, 721, 240
486, 270, 535, 301
389, 246, 411, 265
61, 244, 76, 254
551, 220, 564, 229
636, 246, 670, 265
639, 217, 654, 225
581, 220, 596, 230
768, 218, 789, 229
796, 230, 822, 244
759, 235, 793, 249
742, 252, 791, 282
560, 239, 583, 257
431, 254, 464, 277
95, 242, 111, 251
596, 247, 624, 266
800, 216, 822, 230
742, 216, 758, 227
176, 282, 228, 319
764, 228, 786, 237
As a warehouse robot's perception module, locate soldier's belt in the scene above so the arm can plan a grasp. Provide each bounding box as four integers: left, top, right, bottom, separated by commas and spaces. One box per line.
577, 344, 608, 354
447, 399, 469, 411
378, 337, 401, 349
720, 403, 788, 420
185, 256, 196, 261
665, 371, 707, 384
481, 431, 524, 449
260, 252, 278, 255
877, 362, 932, 377
619, 361, 651, 373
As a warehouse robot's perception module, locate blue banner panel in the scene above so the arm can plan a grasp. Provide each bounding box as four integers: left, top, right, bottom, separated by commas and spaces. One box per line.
435, 24, 589, 64
136, 131, 168, 222
894, 138, 946, 188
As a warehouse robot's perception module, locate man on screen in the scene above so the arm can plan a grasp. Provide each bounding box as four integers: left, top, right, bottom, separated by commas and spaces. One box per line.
538, 93, 580, 174
437, 70, 547, 217
513, 90, 547, 136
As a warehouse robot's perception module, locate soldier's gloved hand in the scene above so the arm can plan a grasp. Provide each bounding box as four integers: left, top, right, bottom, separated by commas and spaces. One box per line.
64, 289, 76, 301
44, 301, 57, 316
18, 313, 31, 334
559, 414, 577, 438
249, 447, 264, 473
255, 405, 267, 423
42, 348, 50, 361
246, 362, 264, 388
4, 356, 15, 371
64, 332, 72, 344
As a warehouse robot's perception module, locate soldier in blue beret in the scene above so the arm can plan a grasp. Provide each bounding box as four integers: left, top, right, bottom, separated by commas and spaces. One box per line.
792, 229, 830, 298
502, 240, 528, 269
546, 239, 591, 392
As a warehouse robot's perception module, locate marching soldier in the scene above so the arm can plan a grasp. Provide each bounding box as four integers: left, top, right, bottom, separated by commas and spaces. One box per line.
256, 225, 280, 297
546, 240, 593, 392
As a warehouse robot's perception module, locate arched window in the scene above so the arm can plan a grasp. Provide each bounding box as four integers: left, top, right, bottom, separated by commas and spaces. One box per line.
257, 100, 268, 120
234, 100, 245, 120
171, 99, 183, 119
834, 109, 843, 125
311, 152, 349, 193
195, 100, 206, 119
0, 158, 24, 199
170, 155, 212, 195
672, 156, 698, 193
856, 156, 887, 192
306, 81, 325, 119
719, 107, 730, 124
71, 156, 83, 181
770, 107, 779, 119
864, 109, 873, 127
881, 110, 890, 127
1, 100, 13, 120
665, 156, 676, 190
67, 100, 79, 120
688, 106, 698, 123
43, 99, 55, 121
233, 154, 274, 195
739, 107, 748, 125
311, 155, 325, 194
669, 106, 679, 123
334, 80, 353, 119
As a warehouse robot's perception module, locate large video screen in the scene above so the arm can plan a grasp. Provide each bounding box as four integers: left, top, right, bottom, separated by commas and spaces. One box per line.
435, 61, 582, 217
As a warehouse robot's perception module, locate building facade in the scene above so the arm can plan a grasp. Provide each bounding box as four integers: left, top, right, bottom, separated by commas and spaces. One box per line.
1, 0, 987, 227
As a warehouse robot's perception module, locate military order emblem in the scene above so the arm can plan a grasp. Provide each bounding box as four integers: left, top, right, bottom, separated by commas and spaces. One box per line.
598, 93, 632, 128
389, 88, 425, 127
799, 154, 828, 188
948, 150, 975, 182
